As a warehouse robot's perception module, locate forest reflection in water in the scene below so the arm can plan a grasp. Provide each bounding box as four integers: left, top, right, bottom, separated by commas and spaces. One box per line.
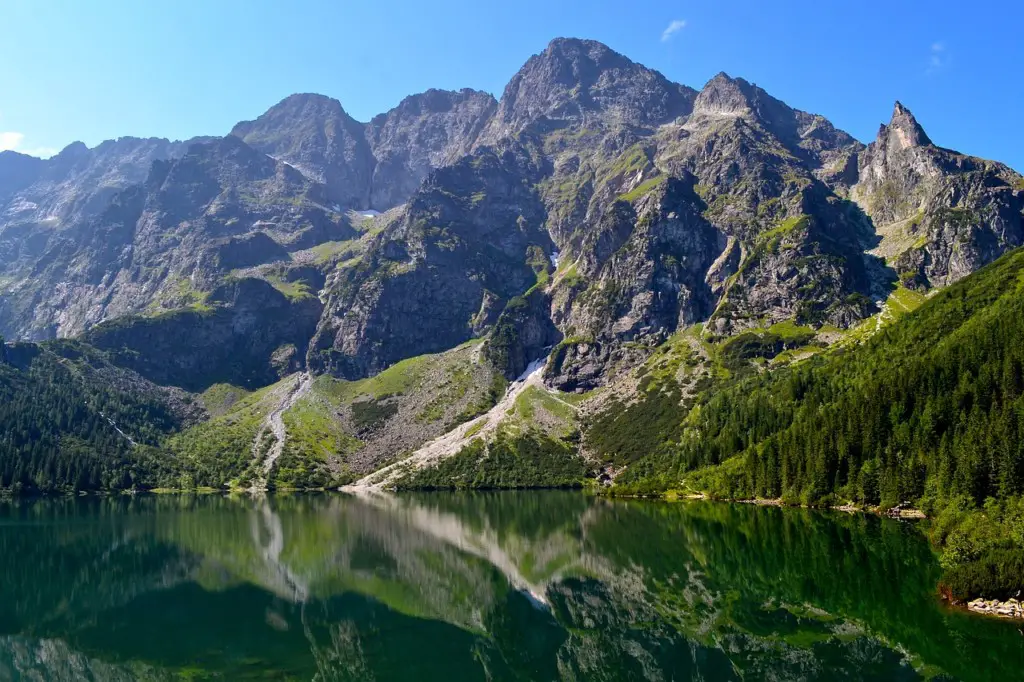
0, 491, 1019, 681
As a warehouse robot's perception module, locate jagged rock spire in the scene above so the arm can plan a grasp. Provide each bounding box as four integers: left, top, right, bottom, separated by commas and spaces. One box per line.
884, 100, 932, 149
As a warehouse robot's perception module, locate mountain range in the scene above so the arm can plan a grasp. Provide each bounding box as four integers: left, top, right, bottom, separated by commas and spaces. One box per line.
0, 37, 1022, 499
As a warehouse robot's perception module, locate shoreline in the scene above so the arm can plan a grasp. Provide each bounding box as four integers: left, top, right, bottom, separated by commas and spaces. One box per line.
966, 598, 1024, 620
604, 489, 928, 519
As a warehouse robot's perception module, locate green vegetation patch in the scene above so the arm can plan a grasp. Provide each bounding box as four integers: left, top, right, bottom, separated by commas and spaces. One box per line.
165, 381, 282, 488
264, 273, 314, 301
315, 353, 434, 404
757, 214, 810, 255
307, 239, 361, 265
281, 398, 359, 462
200, 384, 250, 417
395, 432, 588, 490
585, 380, 685, 467
511, 385, 580, 439
148, 276, 212, 314
617, 176, 666, 203
940, 550, 1024, 602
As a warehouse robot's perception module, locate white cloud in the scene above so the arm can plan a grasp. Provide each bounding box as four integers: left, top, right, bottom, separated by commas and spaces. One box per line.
19, 146, 59, 158
0, 131, 25, 152
661, 19, 686, 42
0, 131, 57, 158
927, 42, 948, 74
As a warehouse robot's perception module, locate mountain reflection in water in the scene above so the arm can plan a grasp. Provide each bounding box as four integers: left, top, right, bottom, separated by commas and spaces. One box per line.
0, 491, 1020, 681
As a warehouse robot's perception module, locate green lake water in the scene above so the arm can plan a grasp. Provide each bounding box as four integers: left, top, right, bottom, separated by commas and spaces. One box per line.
0, 492, 1020, 681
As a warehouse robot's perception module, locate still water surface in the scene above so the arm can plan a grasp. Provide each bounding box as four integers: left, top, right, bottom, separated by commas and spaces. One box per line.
0, 492, 1020, 681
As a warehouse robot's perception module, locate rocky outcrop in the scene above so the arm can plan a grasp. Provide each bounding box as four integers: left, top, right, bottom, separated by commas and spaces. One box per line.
366, 88, 497, 209
484, 287, 562, 380
967, 597, 1024, 619
854, 102, 1024, 289
689, 72, 863, 186
548, 176, 721, 378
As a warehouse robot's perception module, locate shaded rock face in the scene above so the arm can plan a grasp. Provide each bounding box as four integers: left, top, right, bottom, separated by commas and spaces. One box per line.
552, 177, 721, 349
0, 137, 348, 400
484, 288, 562, 380
83, 277, 322, 391
0, 151, 45, 200
0, 136, 211, 230
366, 89, 498, 209
0, 135, 349, 341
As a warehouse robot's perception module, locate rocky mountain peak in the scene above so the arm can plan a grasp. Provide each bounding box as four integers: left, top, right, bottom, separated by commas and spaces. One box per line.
688, 71, 859, 172
477, 37, 695, 144
54, 141, 90, 158
232, 93, 351, 132
692, 72, 805, 134
882, 100, 932, 150
231, 92, 374, 208
45, 141, 92, 172
542, 36, 624, 66
692, 72, 758, 117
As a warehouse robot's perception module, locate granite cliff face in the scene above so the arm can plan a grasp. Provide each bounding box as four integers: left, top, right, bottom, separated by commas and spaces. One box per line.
0, 37, 1020, 399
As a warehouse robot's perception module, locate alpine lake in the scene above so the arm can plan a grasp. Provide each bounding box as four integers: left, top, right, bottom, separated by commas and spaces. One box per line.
0, 491, 1020, 681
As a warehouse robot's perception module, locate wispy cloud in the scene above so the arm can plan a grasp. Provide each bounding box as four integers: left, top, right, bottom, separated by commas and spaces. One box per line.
20, 145, 59, 158
661, 19, 686, 42
0, 131, 25, 152
926, 41, 949, 74
0, 131, 57, 158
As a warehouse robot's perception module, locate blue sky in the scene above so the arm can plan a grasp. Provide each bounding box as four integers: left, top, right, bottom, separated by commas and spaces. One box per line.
1, 0, 1021, 170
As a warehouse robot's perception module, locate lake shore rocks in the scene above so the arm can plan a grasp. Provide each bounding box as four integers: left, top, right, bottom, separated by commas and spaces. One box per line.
967, 598, 1024, 619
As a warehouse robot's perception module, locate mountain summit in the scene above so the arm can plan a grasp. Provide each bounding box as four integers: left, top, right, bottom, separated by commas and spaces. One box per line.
477, 38, 695, 145
886, 100, 933, 149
